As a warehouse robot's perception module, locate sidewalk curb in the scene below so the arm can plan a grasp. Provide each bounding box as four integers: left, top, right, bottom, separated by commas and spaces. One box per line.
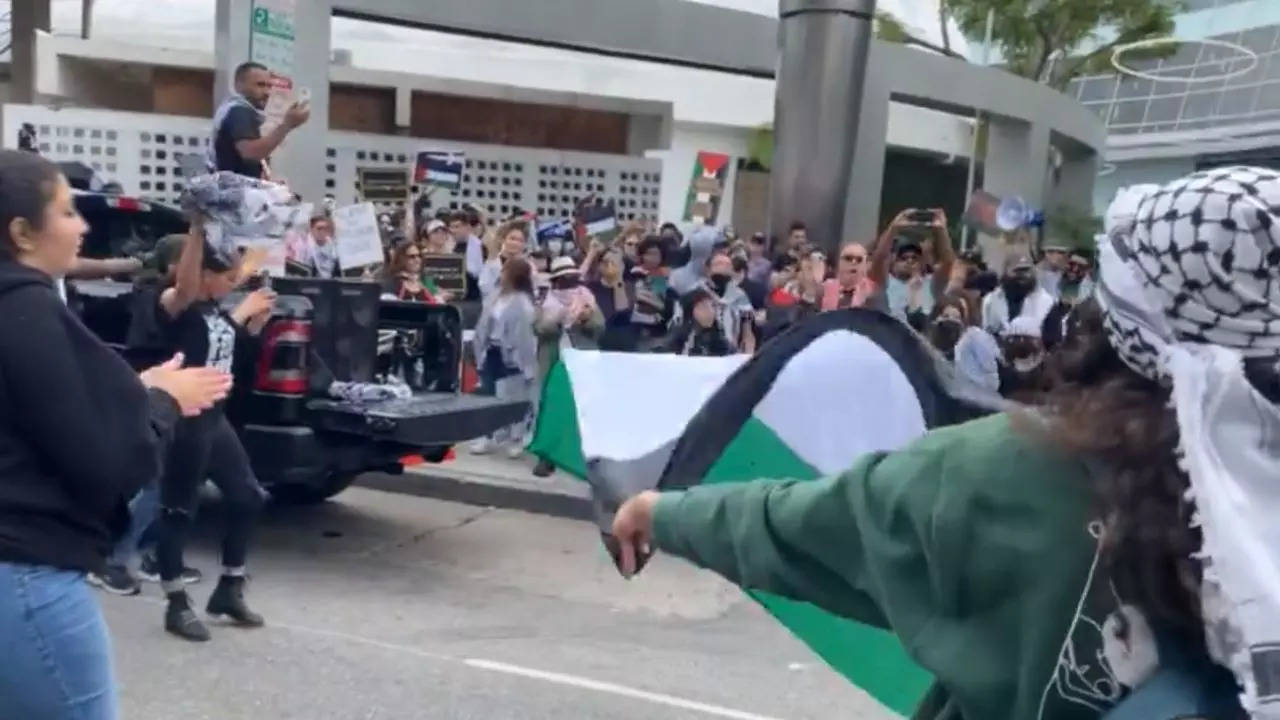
357, 470, 594, 522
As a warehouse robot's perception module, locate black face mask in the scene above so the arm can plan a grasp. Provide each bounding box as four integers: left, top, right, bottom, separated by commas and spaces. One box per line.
709, 274, 732, 295
929, 318, 964, 357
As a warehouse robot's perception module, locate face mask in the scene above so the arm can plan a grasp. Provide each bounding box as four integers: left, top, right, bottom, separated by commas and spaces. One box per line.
709, 273, 731, 295
929, 318, 964, 355
547, 239, 564, 256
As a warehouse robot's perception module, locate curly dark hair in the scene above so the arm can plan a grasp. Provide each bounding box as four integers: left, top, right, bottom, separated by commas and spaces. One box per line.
636, 235, 666, 264
1032, 298, 1204, 640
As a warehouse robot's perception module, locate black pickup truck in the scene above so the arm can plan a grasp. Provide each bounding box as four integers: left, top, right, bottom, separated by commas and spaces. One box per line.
69, 190, 527, 504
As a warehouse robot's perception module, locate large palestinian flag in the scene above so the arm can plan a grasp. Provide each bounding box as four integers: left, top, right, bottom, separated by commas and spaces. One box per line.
529, 309, 1004, 716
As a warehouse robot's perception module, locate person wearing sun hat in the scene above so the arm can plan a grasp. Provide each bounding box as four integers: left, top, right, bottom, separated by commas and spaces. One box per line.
608, 167, 1280, 719
530, 257, 604, 474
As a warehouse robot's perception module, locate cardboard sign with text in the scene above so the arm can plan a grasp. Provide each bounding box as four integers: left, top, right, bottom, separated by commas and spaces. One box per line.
421, 253, 468, 294
358, 167, 410, 203
332, 202, 385, 271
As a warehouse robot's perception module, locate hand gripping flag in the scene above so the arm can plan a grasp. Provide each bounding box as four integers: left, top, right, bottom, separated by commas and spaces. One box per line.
530, 309, 1006, 716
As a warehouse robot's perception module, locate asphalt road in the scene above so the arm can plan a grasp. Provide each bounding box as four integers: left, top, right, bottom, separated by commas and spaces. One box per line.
101, 486, 896, 720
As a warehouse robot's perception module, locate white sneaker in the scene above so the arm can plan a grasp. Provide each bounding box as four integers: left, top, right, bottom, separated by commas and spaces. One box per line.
504, 443, 525, 460
468, 438, 492, 455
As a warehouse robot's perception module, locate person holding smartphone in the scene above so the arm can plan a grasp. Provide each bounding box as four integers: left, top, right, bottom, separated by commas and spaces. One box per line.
207, 62, 310, 180
868, 208, 957, 330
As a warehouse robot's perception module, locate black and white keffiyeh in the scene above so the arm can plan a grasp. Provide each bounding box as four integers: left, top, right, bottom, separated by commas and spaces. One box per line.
1100, 167, 1280, 717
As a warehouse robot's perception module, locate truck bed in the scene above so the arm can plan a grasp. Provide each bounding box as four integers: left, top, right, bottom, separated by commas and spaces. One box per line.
306, 392, 529, 447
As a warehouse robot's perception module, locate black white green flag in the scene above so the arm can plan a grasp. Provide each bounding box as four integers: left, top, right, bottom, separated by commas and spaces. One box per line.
530, 309, 1003, 716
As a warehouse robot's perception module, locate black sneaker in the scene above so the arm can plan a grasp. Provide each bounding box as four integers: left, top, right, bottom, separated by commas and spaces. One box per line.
206, 575, 264, 627
87, 565, 140, 596
164, 591, 211, 642
532, 459, 555, 478
138, 553, 202, 585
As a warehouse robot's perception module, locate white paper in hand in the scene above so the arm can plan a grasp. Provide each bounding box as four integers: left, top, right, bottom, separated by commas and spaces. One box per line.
332, 202, 385, 271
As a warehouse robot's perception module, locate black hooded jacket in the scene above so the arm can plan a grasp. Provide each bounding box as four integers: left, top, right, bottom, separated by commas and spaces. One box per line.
0, 263, 180, 573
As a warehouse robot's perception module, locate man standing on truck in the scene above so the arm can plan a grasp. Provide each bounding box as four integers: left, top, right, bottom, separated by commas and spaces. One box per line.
207, 62, 310, 180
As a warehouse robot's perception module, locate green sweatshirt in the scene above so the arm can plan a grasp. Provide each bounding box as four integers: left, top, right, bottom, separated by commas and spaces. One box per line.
654, 413, 1135, 720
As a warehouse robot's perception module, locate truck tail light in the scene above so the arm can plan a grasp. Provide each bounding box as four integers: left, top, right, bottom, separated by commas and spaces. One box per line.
255, 319, 311, 395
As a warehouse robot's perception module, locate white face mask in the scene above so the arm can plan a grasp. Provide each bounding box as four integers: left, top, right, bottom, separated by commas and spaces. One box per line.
1012, 354, 1044, 373
547, 240, 564, 256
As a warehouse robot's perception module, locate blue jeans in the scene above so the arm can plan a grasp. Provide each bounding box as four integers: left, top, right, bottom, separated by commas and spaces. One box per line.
108, 481, 160, 568
0, 563, 118, 720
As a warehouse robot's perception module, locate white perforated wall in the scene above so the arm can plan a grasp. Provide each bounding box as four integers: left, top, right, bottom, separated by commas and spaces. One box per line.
4, 105, 664, 226
329, 131, 663, 224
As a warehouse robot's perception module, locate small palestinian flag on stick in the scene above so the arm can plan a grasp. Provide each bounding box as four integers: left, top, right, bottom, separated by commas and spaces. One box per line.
530, 309, 1004, 716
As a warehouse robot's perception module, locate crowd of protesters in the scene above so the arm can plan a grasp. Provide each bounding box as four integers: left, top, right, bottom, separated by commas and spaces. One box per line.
0, 57, 1124, 720
306, 189, 1103, 485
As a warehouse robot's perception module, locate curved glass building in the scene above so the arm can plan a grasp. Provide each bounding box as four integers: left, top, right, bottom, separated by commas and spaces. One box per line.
1070, 0, 1280, 210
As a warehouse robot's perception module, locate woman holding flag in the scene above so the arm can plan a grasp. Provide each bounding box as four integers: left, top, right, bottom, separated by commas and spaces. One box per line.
613, 168, 1280, 718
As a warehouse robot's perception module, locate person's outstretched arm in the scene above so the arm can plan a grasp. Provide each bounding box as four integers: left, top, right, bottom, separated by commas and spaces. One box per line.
159, 224, 205, 319
613, 437, 963, 631
929, 211, 957, 300
869, 210, 910, 286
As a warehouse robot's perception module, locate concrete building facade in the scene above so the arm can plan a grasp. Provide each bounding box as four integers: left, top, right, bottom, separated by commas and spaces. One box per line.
8, 0, 1102, 247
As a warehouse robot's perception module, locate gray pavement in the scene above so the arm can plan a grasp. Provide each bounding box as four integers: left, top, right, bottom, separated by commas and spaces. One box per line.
105, 486, 895, 720
365, 451, 592, 520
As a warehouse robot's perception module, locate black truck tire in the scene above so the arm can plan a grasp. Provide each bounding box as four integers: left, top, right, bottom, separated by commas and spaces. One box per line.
269, 473, 359, 506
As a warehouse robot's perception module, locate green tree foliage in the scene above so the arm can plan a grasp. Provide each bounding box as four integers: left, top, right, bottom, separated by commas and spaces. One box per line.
943, 0, 1180, 88
1045, 203, 1104, 250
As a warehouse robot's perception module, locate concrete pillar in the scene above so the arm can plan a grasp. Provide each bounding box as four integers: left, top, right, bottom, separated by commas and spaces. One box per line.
12, 0, 52, 104
1050, 150, 1099, 212
394, 85, 412, 132
983, 117, 1051, 209
771, 0, 877, 254
214, 0, 331, 203
843, 44, 890, 244
81, 0, 96, 39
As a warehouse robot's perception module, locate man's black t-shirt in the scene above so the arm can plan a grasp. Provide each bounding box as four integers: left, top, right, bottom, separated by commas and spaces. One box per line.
215, 104, 264, 179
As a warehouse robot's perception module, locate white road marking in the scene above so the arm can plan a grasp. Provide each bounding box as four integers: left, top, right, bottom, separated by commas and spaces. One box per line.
124, 595, 788, 720
463, 658, 789, 720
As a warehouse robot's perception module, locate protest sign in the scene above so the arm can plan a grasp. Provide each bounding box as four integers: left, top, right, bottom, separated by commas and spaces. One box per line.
421, 254, 468, 294
536, 218, 574, 247
332, 202, 385, 271
682, 151, 731, 224
579, 199, 618, 237
357, 167, 410, 203
414, 151, 465, 191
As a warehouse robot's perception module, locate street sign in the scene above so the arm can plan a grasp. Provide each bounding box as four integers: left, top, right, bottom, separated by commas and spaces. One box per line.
250, 0, 297, 134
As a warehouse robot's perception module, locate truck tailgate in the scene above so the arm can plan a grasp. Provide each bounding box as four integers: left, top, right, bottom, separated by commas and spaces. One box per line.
306, 393, 528, 447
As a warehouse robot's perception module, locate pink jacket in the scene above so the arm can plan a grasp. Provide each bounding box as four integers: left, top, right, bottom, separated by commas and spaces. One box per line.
820, 277, 875, 311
